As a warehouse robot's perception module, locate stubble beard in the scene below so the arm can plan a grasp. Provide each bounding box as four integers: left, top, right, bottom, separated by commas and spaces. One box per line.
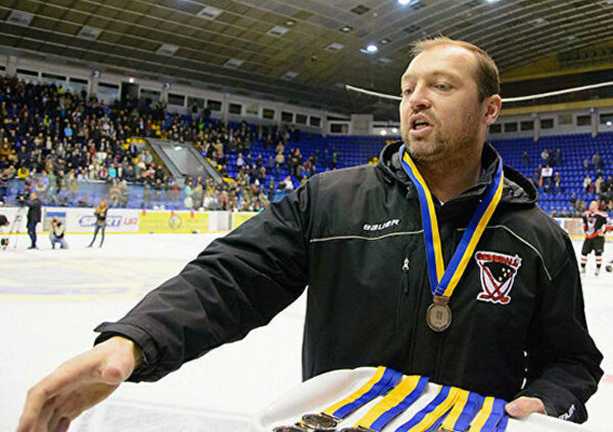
402, 112, 482, 169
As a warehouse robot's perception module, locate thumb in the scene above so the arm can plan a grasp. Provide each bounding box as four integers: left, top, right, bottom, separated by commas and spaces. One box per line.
505, 400, 524, 418
505, 397, 545, 418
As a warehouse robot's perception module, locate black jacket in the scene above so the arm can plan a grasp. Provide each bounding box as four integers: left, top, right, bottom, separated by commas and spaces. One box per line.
27, 199, 41, 224
95, 142, 602, 423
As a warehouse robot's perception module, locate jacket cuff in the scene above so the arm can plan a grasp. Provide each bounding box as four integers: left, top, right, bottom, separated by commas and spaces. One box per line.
93, 322, 165, 382
516, 380, 587, 423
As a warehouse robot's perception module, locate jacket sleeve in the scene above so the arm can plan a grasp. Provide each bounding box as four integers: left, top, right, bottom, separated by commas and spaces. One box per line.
93, 181, 313, 382
519, 235, 603, 423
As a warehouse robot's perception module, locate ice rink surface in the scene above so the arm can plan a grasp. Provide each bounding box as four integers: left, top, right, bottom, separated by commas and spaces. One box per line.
0, 233, 611, 431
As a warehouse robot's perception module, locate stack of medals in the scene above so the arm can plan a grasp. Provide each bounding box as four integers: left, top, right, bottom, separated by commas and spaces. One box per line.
272, 367, 509, 432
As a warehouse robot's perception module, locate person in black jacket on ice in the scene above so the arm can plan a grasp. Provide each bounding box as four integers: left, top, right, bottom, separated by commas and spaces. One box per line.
26, 191, 42, 250
18, 37, 602, 431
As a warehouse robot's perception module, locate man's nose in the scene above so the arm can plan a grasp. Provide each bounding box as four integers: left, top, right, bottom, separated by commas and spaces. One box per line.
407, 85, 431, 112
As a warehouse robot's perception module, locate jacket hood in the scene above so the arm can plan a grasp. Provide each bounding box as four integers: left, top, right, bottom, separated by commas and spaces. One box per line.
377, 140, 537, 208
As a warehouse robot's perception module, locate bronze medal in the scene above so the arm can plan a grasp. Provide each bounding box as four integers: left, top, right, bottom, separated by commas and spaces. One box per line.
338, 427, 374, 432
426, 296, 452, 332
300, 413, 339, 431
273, 425, 310, 432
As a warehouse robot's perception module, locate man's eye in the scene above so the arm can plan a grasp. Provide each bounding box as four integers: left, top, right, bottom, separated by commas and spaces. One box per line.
401, 89, 413, 97
435, 83, 451, 91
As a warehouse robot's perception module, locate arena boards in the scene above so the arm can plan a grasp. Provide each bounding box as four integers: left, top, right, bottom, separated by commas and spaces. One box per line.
254, 367, 593, 432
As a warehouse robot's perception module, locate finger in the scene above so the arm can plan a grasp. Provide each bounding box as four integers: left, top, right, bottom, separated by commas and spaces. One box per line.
18, 388, 57, 432
19, 352, 105, 431
55, 418, 70, 432
48, 410, 71, 432
31, 396, 59, 432
48, 409, 68, 432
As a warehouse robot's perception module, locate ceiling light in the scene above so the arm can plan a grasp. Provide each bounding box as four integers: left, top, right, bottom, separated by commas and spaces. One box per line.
223, 58, 244, 68
325, 42, 345, 52
398, 0, 411, 4
285, 19, 296, 26
197, 5, 223, 20
392, 128, 399, 134
380, 38, 391, 45
128, 77, 135, 83
607, 121, 612, 127
267, 25, 290, 37
282, 71, 299, 80
156, 43, 179, 56
6, 10, 33, 26
366, 44, 378, 53
380, 130, 388, 136
78, 25, 102, 40
340, 25, 353, 33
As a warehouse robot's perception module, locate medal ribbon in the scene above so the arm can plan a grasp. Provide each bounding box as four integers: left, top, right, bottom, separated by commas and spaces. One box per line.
394, 385, 462, 432
398, 146, 505, 298
440, 391, 484, 431
324, 366, 403, 419
351, 375, 429, 431
467, 397, 508, 432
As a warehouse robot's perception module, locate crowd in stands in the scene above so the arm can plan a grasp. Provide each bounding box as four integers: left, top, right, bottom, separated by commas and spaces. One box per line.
532, 147, 613, 214
0, 76, 324, 211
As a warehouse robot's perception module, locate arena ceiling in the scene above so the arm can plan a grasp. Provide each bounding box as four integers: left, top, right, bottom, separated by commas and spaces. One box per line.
1, 0, 613, 115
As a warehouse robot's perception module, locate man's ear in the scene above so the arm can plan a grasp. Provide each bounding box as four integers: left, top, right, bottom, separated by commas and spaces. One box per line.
484, 94, 502, 126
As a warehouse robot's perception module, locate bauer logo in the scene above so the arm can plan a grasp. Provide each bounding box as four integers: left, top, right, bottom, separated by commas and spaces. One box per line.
363, 219, 400, 232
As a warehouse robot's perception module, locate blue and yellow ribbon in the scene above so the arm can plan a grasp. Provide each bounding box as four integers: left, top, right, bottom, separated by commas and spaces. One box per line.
399, 146, 505, 300
468, 397, 507, 432
441, 391, 484, 431
351, 375, 429, 431
394, 385, 462, 432
324, 366, 403, 419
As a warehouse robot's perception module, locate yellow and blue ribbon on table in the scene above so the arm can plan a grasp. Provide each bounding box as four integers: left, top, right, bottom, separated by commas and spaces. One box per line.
388, 385, 508, 432
323, 366, 403, 419
350, 375, 429, 431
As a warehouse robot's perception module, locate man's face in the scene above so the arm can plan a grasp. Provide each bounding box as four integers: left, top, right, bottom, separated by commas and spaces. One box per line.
399, 45, 490, 163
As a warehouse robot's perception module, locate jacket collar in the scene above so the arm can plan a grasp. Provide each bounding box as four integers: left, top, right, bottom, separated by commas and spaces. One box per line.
377, 140, 536, 208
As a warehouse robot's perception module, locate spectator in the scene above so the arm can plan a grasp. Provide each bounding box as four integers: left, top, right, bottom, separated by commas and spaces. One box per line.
583, 158, 590, 171
595, 175, 604, 195
26, 191, 42, 249
553, 148, 562, 166
592, 152, 603, 171
274, 150, 285, 171
49, 217, 68, 249
553, 171, 562, 192
584, 175, 593, 193
183, 181, 193, 210
521, 151, 530, 166
283, 175, 294, 191
540, 148, 550, 165
87, 199, 108, 248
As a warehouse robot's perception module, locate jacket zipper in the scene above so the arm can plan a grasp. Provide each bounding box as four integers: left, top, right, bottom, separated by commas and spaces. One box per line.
404, 254, 425, 369
396, 257, 411, 332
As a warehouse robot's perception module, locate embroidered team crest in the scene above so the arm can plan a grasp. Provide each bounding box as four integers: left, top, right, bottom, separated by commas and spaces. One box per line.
474, 251, 522, 305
